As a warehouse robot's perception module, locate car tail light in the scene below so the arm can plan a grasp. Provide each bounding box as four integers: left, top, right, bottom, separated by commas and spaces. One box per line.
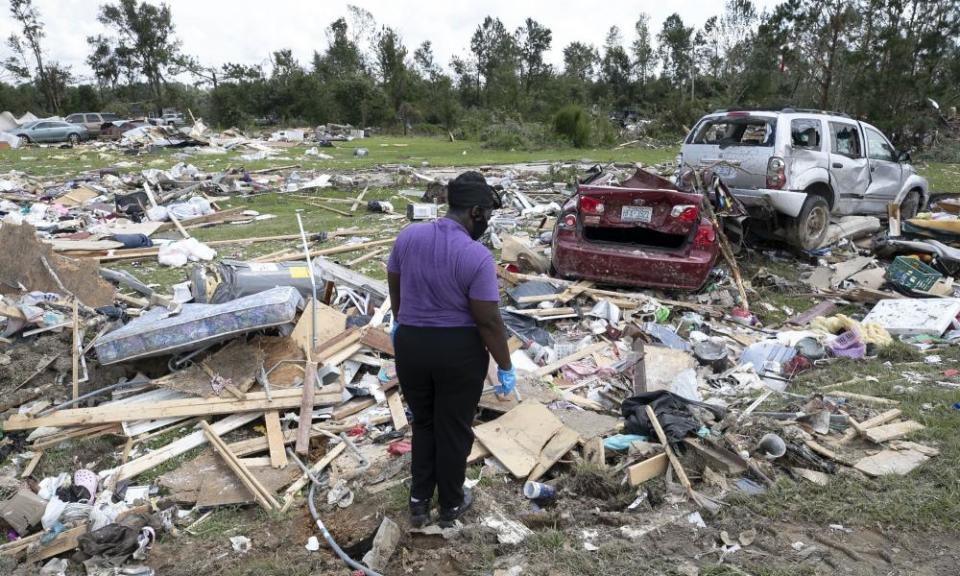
560, 214, 577, 229
578, 196, 604, 215
766, 157, 786, 190
693, 221, 716, 249
671, 204, 699, 222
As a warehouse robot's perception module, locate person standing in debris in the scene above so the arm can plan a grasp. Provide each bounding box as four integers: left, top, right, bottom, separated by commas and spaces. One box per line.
387, 171, 515, 528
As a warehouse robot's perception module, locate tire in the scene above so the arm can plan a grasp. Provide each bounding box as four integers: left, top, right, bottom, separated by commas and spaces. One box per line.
17, 135, 30, 146
68, 133, 79, 145
788, 195, 830, 250
899, 190, 921, 220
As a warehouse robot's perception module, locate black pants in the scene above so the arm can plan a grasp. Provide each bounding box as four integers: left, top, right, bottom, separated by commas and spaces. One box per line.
395, 325, 488, 510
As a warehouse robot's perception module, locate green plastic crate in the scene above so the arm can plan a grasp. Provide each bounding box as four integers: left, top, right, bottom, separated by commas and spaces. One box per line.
885, 256, 941, 291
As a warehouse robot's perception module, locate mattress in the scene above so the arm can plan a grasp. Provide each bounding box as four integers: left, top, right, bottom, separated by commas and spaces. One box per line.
95, 286, 302, 364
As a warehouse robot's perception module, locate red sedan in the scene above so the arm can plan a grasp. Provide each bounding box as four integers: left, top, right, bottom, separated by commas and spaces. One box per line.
551, 169, 719, 291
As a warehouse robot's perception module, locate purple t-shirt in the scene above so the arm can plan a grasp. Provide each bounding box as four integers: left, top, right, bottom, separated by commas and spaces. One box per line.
387, 218, 500, 327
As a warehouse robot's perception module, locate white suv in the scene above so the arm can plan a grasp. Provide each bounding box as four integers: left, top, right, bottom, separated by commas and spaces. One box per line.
678, 109, 928, 249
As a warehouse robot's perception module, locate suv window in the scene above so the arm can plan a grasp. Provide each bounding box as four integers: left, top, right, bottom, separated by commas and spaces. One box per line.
101, 113, 120, 122
830, 122, 862, 158
791, 119, 821, 150
865, 127, 896, 162
66, 114, 82, 123
85, 114, 101, 123
691, 117, 776, 147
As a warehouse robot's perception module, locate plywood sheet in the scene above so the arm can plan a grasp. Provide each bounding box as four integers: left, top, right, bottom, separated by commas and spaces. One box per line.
292, 299, 347, 355
473, 403, 564, 478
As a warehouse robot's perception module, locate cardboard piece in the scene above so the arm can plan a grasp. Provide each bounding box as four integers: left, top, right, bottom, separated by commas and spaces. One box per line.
291, 299, 348, 355
153, 339, 265, 398
0, 222, 115, 308
161, 451, 299, 506
0, 488, 46, 534
473, 403, 565, 478
855, 449, 930, 476
527, 426, 581, 481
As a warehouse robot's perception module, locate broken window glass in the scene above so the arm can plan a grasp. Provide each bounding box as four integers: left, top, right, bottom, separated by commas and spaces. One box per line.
865, 127, 896, 162
691, 117, 776, 147
830, 122, 863, 158
791, 119, 821, 150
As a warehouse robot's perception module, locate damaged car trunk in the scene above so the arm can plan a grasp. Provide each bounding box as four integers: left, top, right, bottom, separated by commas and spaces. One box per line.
551, 169, 719, 290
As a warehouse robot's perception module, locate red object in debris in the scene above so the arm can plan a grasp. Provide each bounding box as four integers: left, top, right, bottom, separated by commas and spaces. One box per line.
729, 307, 759, 326
944, 369, 959, 378
783, 355, 812, 376
387, 439, 412, 456
346, 425, 366, 437
504, 263, 520, 274
550, 169, 719, 290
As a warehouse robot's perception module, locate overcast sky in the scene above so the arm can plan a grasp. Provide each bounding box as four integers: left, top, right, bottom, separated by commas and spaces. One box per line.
0, 0, 784, 83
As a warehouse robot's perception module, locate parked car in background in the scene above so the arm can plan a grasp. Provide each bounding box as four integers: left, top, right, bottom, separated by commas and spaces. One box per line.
65, 112, 122, 137
149, 112, 187, 127
13, 120, 88, 145
678, 108, 929, 249
551, 169, 720, 290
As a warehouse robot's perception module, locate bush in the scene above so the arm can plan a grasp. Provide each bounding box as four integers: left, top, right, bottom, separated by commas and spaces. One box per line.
553, 104, 592, 148
479, 118, 558, 150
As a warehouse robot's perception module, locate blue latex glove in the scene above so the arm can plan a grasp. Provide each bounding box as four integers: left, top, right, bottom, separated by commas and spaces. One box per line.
391, 323, 399, 347
495, 366, 516, 396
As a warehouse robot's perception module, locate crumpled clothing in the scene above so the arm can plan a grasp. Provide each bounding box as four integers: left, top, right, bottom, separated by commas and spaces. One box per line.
810, 314, 893, 347
621, 391, 726, 445
78, 524, 154, 566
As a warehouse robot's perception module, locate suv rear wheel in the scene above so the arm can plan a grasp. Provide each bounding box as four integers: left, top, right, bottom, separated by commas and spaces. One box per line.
788, 195, 830, 250
68, 133, 79, 145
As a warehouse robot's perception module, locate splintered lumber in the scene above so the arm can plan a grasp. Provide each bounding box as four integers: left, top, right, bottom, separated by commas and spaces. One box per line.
71, 300, 79, 401
627, 452, 668, 486
20, 450, 42, 478
386, 391, 408, 430
830, 391, 899, 406
268, 238, 395, 263
4, 388, 342, 431
332, 397, 377, 420
280, 442, 346, 512
805, 440, 848, 465
527, 426, 581, 481
264, 410, 288, 469
296, 363, 318, 455
102, 413, 261, 482
864, 420, 925, 443
840, 409, 902, 443
584, 437, 606, 468
534, 342, 608, 377
157, 206, 247, 232
31, 423, 121, 450
306, 201, 354, 217
25, 524, 88, 563
202, 421, 280, 511
350, 186, 369, 212
346, 246, 387, 267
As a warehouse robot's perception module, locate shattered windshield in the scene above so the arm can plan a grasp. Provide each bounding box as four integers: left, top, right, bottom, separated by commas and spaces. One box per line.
691, 117, 777, 147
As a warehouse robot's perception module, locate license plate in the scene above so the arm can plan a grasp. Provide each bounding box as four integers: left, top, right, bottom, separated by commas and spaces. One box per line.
621, 206, 653, 223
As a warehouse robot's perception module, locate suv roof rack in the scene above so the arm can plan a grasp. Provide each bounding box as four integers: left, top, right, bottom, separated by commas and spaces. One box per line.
712, 107, 851, 118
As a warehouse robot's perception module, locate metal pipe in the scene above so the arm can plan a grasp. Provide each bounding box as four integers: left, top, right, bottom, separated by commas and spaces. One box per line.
295, 210, 319, 353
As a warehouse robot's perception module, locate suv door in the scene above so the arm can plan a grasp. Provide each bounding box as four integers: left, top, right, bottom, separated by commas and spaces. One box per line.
84, 114, 102, 135
862, 125, 902, 212
828, 121, 870, 215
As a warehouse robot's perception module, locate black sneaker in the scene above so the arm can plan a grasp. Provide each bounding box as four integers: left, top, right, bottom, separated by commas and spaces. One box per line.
409, 498, 430, 528
438, 487, 473, 528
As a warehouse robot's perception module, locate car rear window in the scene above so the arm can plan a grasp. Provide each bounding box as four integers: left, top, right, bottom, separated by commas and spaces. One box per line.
690, 116, 776, 147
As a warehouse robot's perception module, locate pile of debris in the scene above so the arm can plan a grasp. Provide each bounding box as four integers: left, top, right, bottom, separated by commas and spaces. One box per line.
0, 155, 954, 574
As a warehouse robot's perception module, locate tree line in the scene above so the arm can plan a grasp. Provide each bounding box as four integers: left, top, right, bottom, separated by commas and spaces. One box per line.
2, 0, 959, 147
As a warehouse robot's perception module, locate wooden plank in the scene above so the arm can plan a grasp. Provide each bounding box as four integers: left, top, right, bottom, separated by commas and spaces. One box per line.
4, 388, 342, 430
533, 342, 607, 377
386, 391, 408, 430
296, 363, 318, 455
202, 421, 279, 511
31, 423, 120, 450
157, 206, 247, 232
350, 186, 369, 212
346, 246, 387, 267
102, 413, 259, 482
583, 437, 605, 467
859, 408, 903, 429
25, 524, 89, 563
332, 397, 377, 421
360, 327, 394, 355
71, 299, 79, 401
291, 299, 348, 356
306, 201, 354, 217
864, 420, 925, 444
0, 301, 26, 320
264, 410, 288, 469
626, 452, 668, 486
236, 457, 274, 467
20, 450, 42, 478
528, 426, 581, 481
268, 238, 395, 263
280, 442, 346, 512
830, 391, 899, 406
805, 440, 848, 464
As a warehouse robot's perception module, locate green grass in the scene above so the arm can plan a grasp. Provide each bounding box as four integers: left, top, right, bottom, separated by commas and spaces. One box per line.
0, 135, 676, 178
736, 345, 960, 531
